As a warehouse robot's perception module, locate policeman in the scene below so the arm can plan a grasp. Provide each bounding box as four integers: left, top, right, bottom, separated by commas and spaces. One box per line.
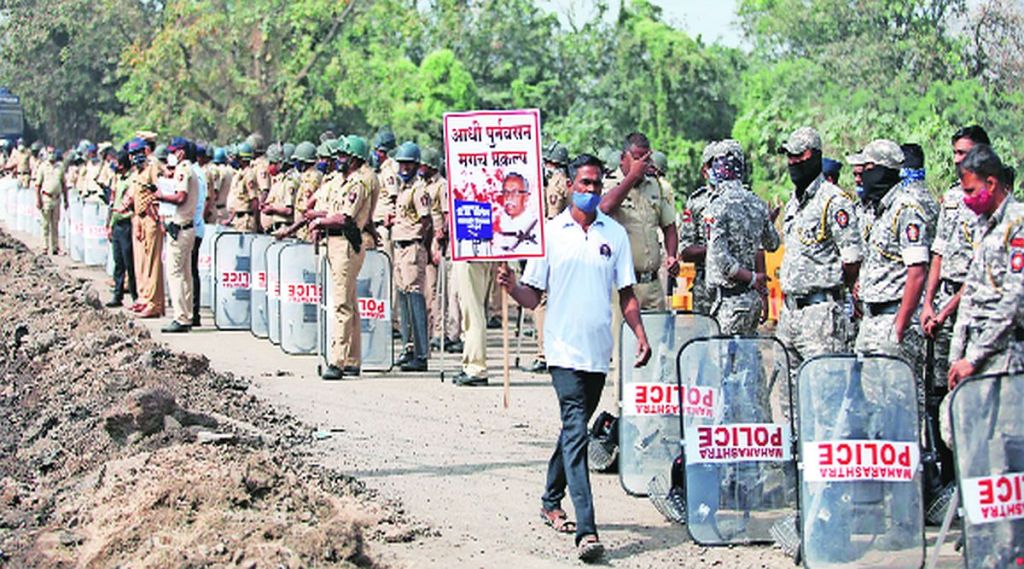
371, 129, 400, 255
419, 147, 460, 352
122, 138, 165, 318
209, 147, 233, 223
850, 140, 928, 373
679, 142, 721, 315
543, 141, 570, 219
157, 137, 200, 333
704, 143, 780, 334
275, 141, 322, 241
105, 149, 137, 307
391, 142, 431, 372
260, 143, 298, 234
223, 142, 259, 231
311, 135, 378, 380
777, 127, 861, 366
34, 148, 66, 255
28, 141, 44, 191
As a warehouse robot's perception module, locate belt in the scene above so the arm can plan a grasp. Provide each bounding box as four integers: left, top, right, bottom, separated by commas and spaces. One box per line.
785, 288, 842, 310
165, 221, 194, 231
394, 240, 419, 248
113, 217, 132, 227
940, 278, 963, 296
235, 211, 251, 217
216, 204, 226, 209
270, 222, 288, 232
717, 284, 751, 298
635, 270, 658, 284
865, 300, 900, 317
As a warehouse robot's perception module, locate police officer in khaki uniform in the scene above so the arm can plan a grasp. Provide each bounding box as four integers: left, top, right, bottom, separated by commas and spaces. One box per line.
223, 142, 259, 231
260, 143, 298, 233
312, 135, 378, 380
276, 141, 323, 241
391, 142, 431, 371
209, 147, 232, 223
420, 147, 461, 352
34, 148, 67, 255
158, 137, 200, 333
372, 130, 400, 254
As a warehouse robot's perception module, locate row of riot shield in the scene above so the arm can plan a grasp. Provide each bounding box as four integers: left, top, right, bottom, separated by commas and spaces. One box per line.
212, 231, 393, 371
0, 178, 16, 226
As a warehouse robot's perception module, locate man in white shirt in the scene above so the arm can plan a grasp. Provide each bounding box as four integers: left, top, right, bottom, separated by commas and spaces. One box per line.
497, 153, 651, 563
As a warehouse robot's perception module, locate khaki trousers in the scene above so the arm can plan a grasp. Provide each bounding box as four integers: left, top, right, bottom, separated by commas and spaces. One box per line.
328, 237, 366, 368
394, 241, 427, 293
138, 216, 165, 314
40, 202, 60, 254
166, 226, 196, 325
427, 257, 461, 341
455, 261, 491, 377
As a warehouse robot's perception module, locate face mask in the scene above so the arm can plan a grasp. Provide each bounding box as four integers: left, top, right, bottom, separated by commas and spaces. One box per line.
860, 166, 901, 204
167, 153, 179, 167
418, 170, 430, 179
855, 186, 865, 200
572, 191, 601, 214
706, 168, 719, 187
788, 153, 822, 191
268, 163, 280, 177
336, 158, 349, 173
963, 182, 995, 215
316, 161, 329, 174
900, 168, 926, 183
398, 170, 416, 183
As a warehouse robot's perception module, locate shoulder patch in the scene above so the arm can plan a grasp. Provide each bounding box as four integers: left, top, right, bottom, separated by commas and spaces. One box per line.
682, 209, 692, 223
1011, 250, 1024, 273
1012, 237, 1024, 248
420, 193, 429, 207
835, 209, 849, 228
906, 223, 921, 243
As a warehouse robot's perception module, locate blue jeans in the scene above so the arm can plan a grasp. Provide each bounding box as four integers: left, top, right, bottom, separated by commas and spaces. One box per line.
542, 366, 605, 544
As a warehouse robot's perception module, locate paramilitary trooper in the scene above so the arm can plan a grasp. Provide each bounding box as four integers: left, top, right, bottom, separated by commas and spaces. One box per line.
392, 142, 431, 372
312, 135, 379, 380
679, 141, 721, 315
704, 142, 780, 334
777, 127, 862, 366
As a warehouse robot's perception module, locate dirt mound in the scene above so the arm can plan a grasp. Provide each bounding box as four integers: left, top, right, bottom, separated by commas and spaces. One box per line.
0, 232, 411, 566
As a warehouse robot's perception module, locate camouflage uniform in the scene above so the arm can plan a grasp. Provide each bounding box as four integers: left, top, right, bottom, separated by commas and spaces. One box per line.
928, 184, 978, 387
705, 179, 780, 334
679, 184, 714, 314
778, 173, 861, 364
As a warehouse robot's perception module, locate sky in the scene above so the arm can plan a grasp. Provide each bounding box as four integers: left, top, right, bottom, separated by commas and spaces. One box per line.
540, 0, 744, 48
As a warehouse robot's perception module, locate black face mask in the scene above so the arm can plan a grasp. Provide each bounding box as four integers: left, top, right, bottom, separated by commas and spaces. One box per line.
789, 152, 822, 194
860, 166, 901, 205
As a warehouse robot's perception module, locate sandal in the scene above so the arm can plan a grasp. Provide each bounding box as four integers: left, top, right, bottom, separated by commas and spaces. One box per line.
577, 534, 605, 562
540, 508, 576, 534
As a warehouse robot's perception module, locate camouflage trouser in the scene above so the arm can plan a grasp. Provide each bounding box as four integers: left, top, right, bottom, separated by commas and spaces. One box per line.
928, 285, 958, 392
712, 289, 761, 335
777, 300, 851, 369
940, 339, 1024, 446
691, 272, 713, 316
856, 312, 926, 421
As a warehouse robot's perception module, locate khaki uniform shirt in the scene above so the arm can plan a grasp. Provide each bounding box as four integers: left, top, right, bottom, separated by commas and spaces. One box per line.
422, 173, 448, 233
373, 158, 400, 225
932, 184, 978, 283
129, 162, 160, 218
294, 167, 324, 241
544, 169, 569, 219
170, 159, 199, 225
325, 164, 378, 250
604, 170, 675, 273
780, 175, 862, 295
226, 165, 258, 214
860, 184, 931, 303
950, 197, 1023, 369
253, 156, 272, 193
265, 171, 298, 226
37, 161, 65, 206
391, 177, 431, 241
214, 164, 234, 210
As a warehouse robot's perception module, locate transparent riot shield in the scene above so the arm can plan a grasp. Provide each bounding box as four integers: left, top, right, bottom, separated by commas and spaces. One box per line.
15, 185, 29, 233
68, 192, 84, 262
675, 336, 794, 544
198, 225, 221, 309
619, 311, 719, 496
951, 372, 1024, 569
82, 200, 109, 266
248, 235, 274, 339
213, 231, 255, 330
318, 248, 394, 373
279, 242, 319, 355
0, 178, 13, 224
4, 179, 17, 227
797, 354, 924, 568
266, 240, 291, 345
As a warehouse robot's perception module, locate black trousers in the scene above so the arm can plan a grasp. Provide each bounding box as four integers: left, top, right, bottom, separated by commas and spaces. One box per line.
110, 220, 137, 301
191, 236, 202, 323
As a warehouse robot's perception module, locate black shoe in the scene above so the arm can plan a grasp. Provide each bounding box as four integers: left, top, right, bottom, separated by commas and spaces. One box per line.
453, 371, 488, 386
487, 316, 501, 329
400, 358, 428, 372
392, 328, 402, 339
527, 358, 547, 373
322, 365, 344, 380
161, 321, 191, 334
444, 339, 464, 354
343, 366, 361, 377
105, 298, 123, 308
191, 319, 202, 328
429, 337, 441, 350
396, 350, 414, 366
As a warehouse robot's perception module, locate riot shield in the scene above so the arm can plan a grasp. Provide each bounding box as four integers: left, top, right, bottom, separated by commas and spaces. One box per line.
0, 178, 13, 225
318, 249, 394, 373
213, 231, 255, 330
198, 225, 221, 309
951, 372, 1024, 569
248, 235, 274, 338
266, 240, 291, 345
279, 242, 319, 355
4, 179, 17, 227
619, 311, 719, 496
15, 185, 29, 233
675, 336, 794, 544
797, 354, 924, 568
68, 192, 84, 262
82, 201, 109, 266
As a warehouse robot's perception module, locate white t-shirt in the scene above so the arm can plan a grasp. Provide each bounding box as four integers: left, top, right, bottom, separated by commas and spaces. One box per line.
521, 209, 636, 373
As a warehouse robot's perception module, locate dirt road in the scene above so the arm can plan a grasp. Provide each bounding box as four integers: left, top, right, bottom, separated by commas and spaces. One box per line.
1, 219, 963, 568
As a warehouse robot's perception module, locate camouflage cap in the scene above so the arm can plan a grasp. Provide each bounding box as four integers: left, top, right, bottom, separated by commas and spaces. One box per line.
701, 141, 719, 165
846, 139, 904, 170
712, 139, 744, 162
778, 127, 822, 155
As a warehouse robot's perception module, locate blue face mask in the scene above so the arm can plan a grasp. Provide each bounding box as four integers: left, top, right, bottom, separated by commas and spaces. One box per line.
572, 191, 601, 214
855, 186, 865, 200
316, 161, 329, 174
398, 170, 416, 183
